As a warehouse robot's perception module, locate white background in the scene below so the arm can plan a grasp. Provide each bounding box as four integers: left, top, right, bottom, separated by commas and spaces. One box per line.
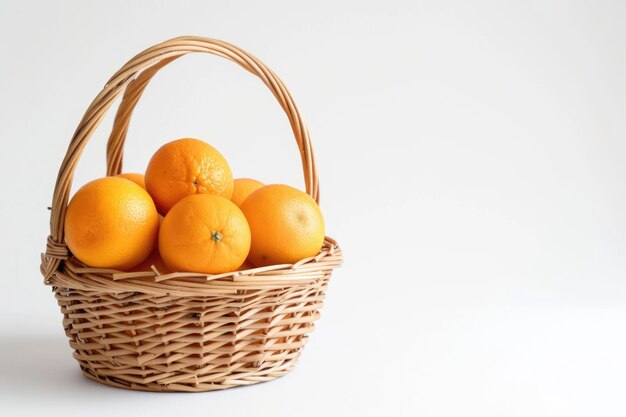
1, 0, 626, 416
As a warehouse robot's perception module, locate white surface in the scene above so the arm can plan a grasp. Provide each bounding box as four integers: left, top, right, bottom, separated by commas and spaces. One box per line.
1, 0, 626, 416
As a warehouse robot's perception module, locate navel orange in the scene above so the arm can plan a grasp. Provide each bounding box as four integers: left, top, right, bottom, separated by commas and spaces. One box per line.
64, 177, 159, 269
231, 178, 264, 207
116, 173, 146, 189
145, 138, 233, 214
240, 184, 325, 267
159, 194, 251, 274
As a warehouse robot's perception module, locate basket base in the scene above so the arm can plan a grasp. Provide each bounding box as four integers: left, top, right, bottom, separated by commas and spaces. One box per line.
79, 360, 297, 393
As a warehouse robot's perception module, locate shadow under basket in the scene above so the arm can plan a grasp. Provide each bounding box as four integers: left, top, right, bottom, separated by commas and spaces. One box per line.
40, 37, 342, 392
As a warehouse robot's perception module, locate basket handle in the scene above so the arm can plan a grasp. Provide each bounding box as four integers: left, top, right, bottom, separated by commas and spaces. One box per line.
42, 36, 319, 281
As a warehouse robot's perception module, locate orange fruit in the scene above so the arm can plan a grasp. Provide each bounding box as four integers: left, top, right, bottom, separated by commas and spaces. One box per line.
127, 216, 169, 274
145, 138, 233, 214
159, 194, 251, 274
64, 177, 159, 269
231, 178, 264, 207
129, 247, 171, 274
241, 184, 325, 267
237, 260, 255, 271
116, 173, 146, 189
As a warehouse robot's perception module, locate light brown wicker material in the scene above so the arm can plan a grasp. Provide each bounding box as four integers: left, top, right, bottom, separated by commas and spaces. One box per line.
40, 36, 342, 392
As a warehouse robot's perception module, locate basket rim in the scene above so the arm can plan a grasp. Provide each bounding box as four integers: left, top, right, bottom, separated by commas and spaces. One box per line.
44, 236, 341, 296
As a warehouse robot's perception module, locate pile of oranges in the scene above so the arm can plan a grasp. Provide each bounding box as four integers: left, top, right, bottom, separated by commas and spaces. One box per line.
64, 138, 325, 274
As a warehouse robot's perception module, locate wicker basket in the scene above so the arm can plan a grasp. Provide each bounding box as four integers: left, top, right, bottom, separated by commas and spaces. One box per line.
40, 36, 342, 392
